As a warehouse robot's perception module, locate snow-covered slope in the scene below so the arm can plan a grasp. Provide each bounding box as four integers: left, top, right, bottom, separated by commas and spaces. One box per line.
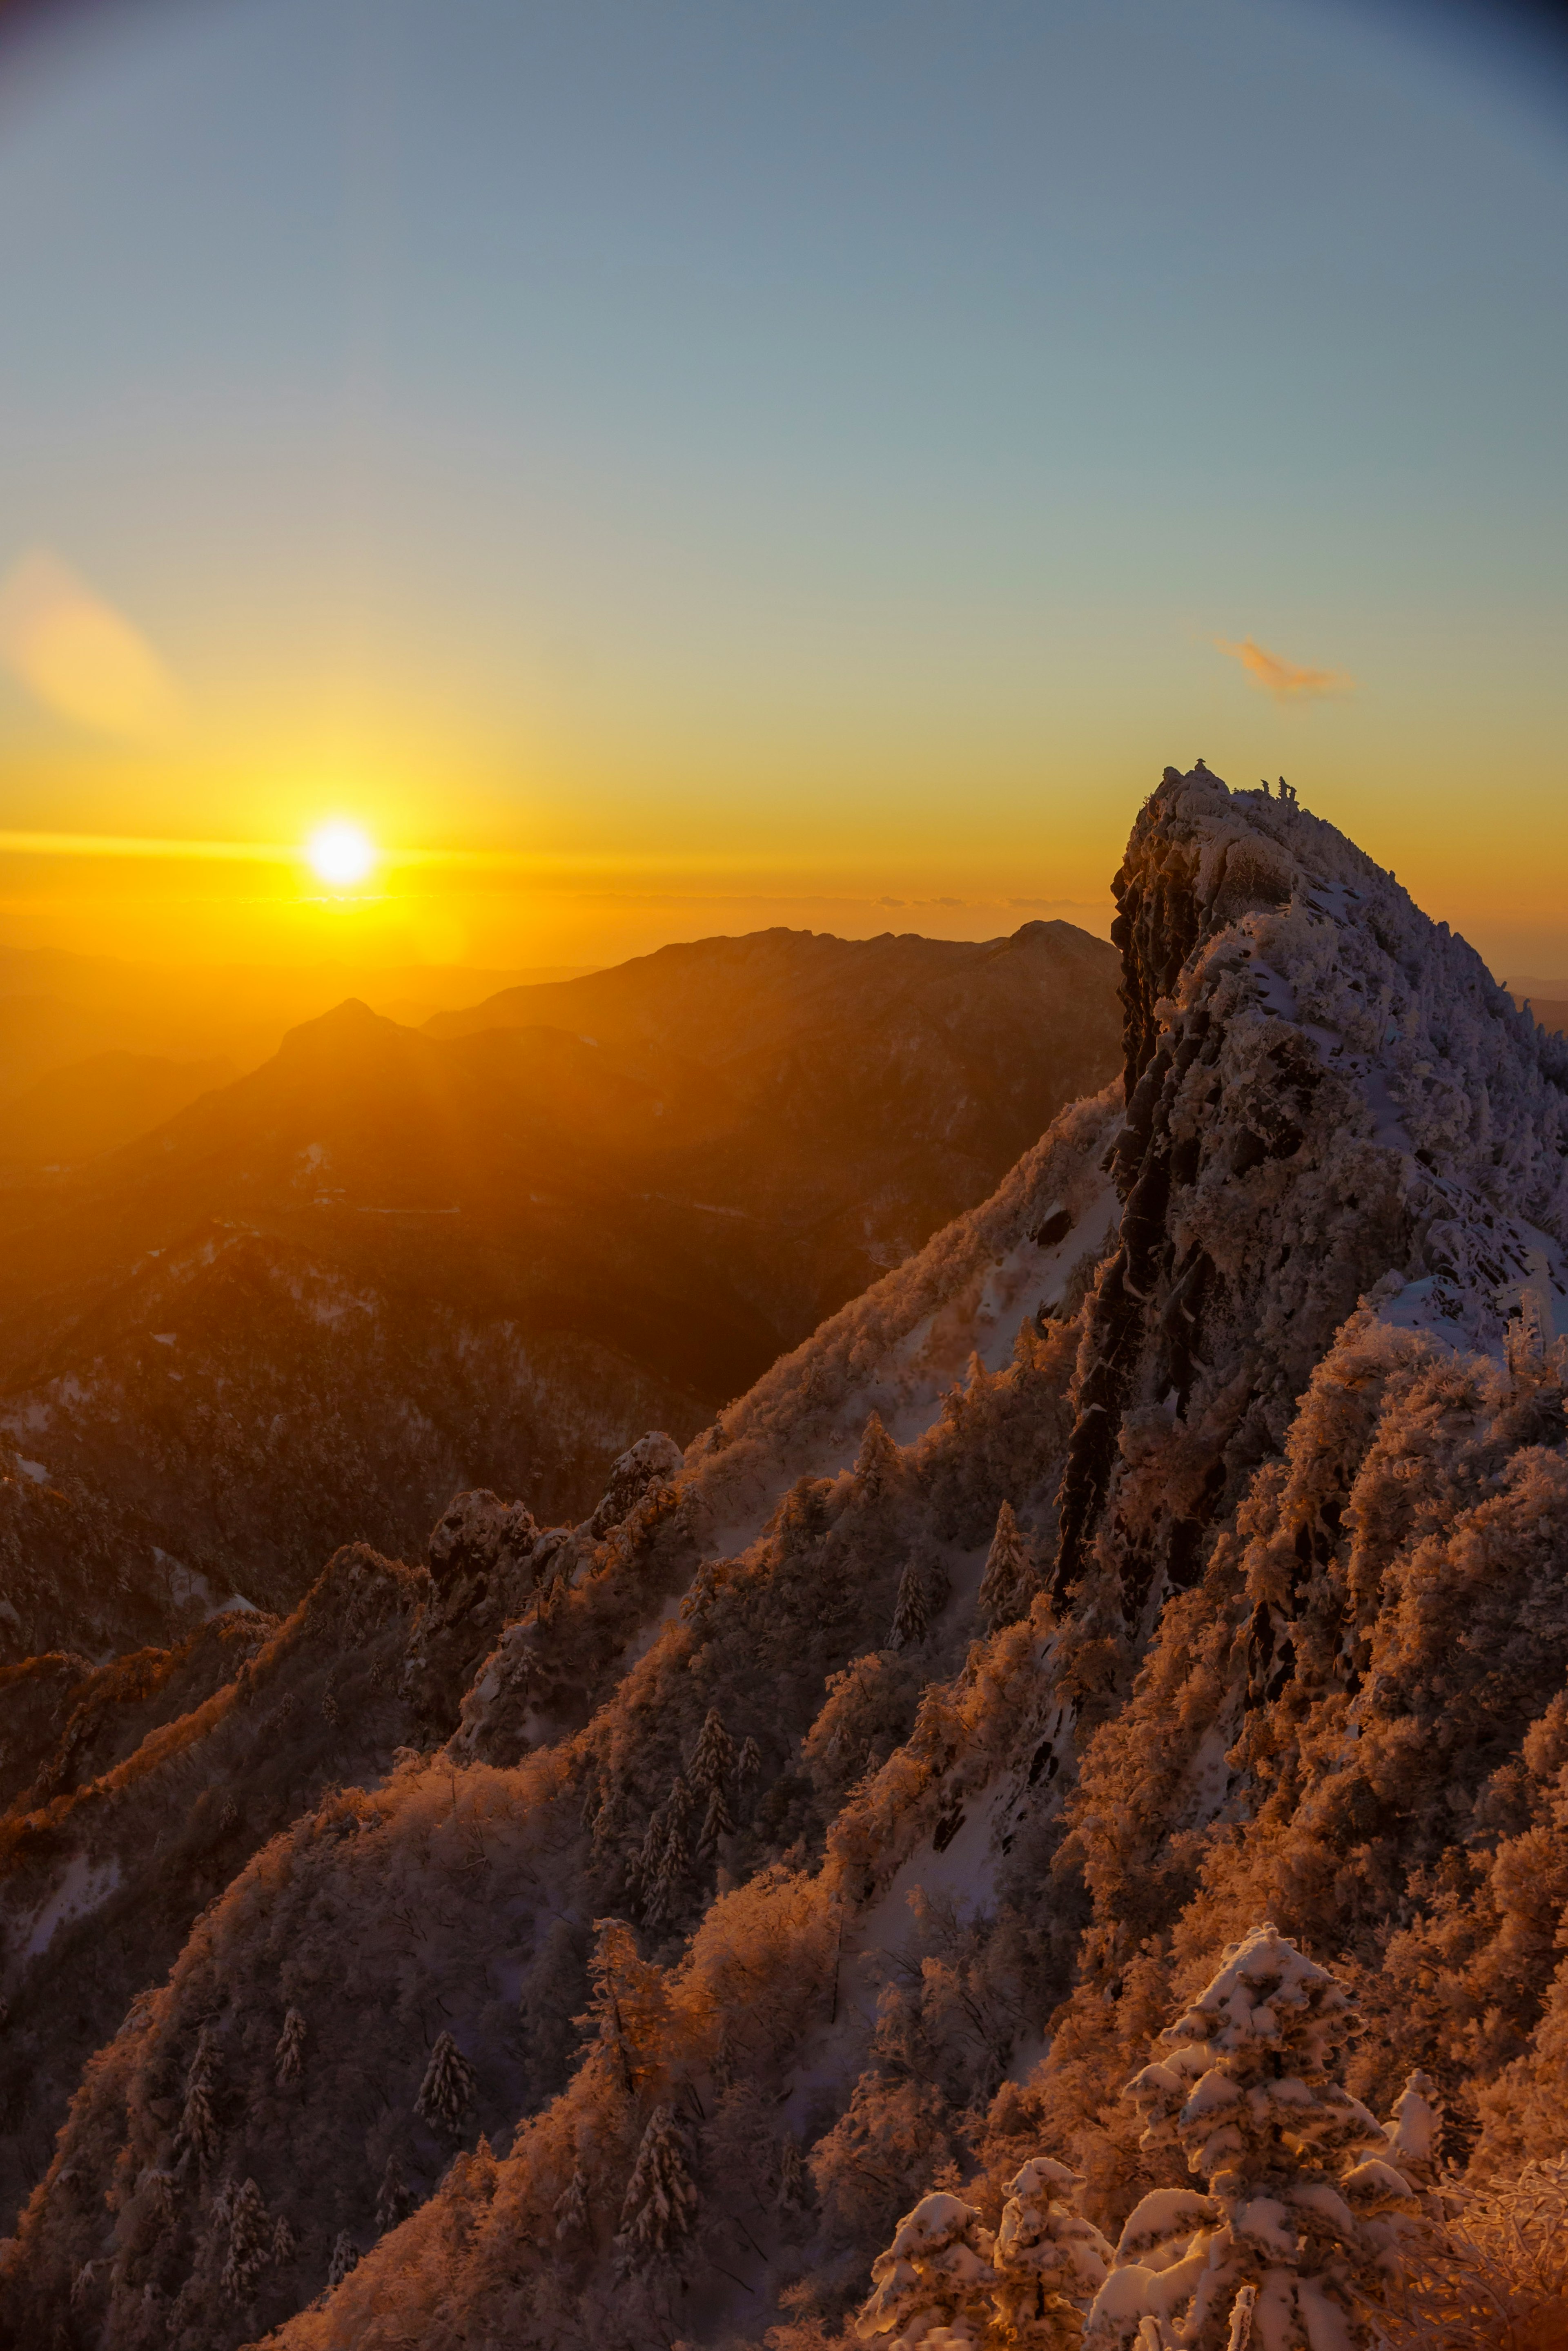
4, 767, 1568, 2351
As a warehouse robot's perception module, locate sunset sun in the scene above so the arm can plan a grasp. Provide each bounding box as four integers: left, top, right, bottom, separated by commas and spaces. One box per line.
305, 821, 376, 889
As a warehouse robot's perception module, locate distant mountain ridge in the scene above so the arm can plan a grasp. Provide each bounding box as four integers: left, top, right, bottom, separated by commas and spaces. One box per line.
0, 920, 1120, 1662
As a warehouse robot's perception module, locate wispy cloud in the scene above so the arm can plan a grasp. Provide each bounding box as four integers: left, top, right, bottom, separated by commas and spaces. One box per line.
0, 548, 181, 735
1216, 635, 1353, 703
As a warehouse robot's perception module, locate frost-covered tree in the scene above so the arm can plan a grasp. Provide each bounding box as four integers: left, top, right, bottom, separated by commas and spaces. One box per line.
615, 2103, 699, 2271
691, 1706, 735, 1795
737, 1734, 764, 1804
978, 1503, 1031, 1630
856, 2188, 998, 2349
1086, 1923, 1423, 2351
220, 2176, 271, 2304
327, 2231, 360, 2289
890, 1559, 932, 1649
628, 1805, 667, 1904
273, 2005, 307, 2090
576, 1917, 671, 2099
555, 2166, 590, 2239
178, 2027, 220, 2170
698, 1779, 735, 1858
416, 2030, 479, 2137
991, 2157, 1112, 2351
1383, 2070, 1442, 2193
270, 2213, 296, 2264
855, 1411, 902, 1498
777, 2131, 811, 2215
375, 2153, 416, 2235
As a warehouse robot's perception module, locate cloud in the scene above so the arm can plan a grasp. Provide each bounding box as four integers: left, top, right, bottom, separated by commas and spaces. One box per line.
0, 548, 181, 735
1216, 635, 1352, 702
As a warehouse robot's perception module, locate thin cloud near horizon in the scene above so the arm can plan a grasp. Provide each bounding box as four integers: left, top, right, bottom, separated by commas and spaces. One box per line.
1216, 634, 1354, 702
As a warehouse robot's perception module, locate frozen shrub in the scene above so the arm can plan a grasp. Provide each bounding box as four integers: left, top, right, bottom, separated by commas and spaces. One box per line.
856, 2189, 998, 2349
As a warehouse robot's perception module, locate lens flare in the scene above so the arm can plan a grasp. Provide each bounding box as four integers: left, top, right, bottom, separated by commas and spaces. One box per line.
306, 822, 376, 888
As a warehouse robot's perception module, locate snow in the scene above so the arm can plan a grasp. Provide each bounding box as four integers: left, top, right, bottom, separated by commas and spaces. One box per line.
20, 1854, 121, 1961
14, 1457, 49, 1483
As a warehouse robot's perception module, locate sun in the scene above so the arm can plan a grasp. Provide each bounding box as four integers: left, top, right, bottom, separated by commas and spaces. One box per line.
306, 821, 376, 889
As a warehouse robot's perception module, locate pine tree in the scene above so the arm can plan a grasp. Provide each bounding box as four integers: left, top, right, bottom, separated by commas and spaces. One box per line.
698, 1779, 735, 1859
220, 2176, 271, 2304
690, 1706, 736, 1796
628, 1805, 666, 1903
555, 2166, 590, 2239
327, 2231, 360, 2289
178, 2028, 220, 2170
416, 2030, 479, 2137
737, 1735, 763, 1803
646, 1806, 690, 1930
855, 1410, 902, 1498
271, 2214, 296, 2265
776, 2131, 810, 2214
274, 2006, 307, 2089
575, 1917, 671, 2100
375, 2153, 417, 2235
1086, 1923, 1425, 2351
856, 2188, 998, 2348
615, 2103, 699, 2271
890, 1559, 931, 1649
666, 1771, 695, 1838
979, 1501, 1031, 1629
991, 2157, 1113, 2350
1383, 2069, 1442, 2192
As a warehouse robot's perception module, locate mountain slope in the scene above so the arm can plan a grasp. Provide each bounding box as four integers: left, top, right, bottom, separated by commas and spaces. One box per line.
3, 768, 1566, 2351
0, 924, 1120, 1663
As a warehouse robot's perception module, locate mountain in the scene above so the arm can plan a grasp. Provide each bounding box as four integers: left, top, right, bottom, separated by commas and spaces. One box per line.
0, 1050, 235, 1168
0, 922, 1120, 1665
3, 766, 1566, 2351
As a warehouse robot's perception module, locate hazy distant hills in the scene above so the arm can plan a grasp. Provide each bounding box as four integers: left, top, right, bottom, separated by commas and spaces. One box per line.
0, 1048, 235, 1167
0, 920, 1119, 1658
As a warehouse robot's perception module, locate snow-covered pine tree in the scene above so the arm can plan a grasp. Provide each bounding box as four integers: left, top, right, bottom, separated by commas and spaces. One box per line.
855, 2189, 998, 2349
327, 2231, 360, 2289
271, 2214, 296, 2264
1383, 2070, 1442, 2193
737, 1735, 763, 1805
576, 1917, 671, 2101
698, 1779, 735, 1860
646, 1811, 691, 1930
416, 2030, 479, 2137
615, 2103, 699, 2271
978, 1502, 1031, 1630
890, 1559, 931, 1649
555, 2166, 590, 2239
1085, 1923, 1424, 2351
375, 2153, 417, 2235
628, 1805, 666, 1904
855, 1410, 902, 1498
274, 2005, 307, 2089
690, 1705, 736, 1795
178, 2028, 220, 2170
776, 2131, 810, 2214
220, 2176, 271, 2304
666, 1771, 695, 1837
991, 2157, 1113, 2351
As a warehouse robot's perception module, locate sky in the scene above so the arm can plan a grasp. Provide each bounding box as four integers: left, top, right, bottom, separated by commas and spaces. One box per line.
0, 0, 1565, 979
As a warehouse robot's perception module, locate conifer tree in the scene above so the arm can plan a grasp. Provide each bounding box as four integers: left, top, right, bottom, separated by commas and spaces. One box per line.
855, 1410, 901, 1498
1086, 1923, 1424, 2351
890, 1559, 931, 1649
646, 1807, 690, 1930
416, 2030, 479, 2137
1383, 2070, 1442, 2192
374, 2154, 417, 2235
856, 2188, 998, 2348
776, 2131, 810, 2215
220, 2177, 271, 2304
178, 2028, 220, 2171
274, 2006, 307, 2089
576, 1917, 671, 2100
628, 1806, 666, 1904
691, 1706, 736, 1796
737, 1735, 763, 1804
555, 2166, 591, 2239
698, 1779, 735, 1859
991, 2157, 1113, 2350
327, 2231, 360, 2289
666, 1771, 695, 1837
615, 2103, 699, 2271
271, 2214, 296, 2265
979, 1502, 1031, 1629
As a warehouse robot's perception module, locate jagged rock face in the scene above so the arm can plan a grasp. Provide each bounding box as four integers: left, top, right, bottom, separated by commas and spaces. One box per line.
1056, 767, 1567, 1619
426, 1490, 539, 1595
3, 769, 1567, 2351
586, 1430, 685, 1539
